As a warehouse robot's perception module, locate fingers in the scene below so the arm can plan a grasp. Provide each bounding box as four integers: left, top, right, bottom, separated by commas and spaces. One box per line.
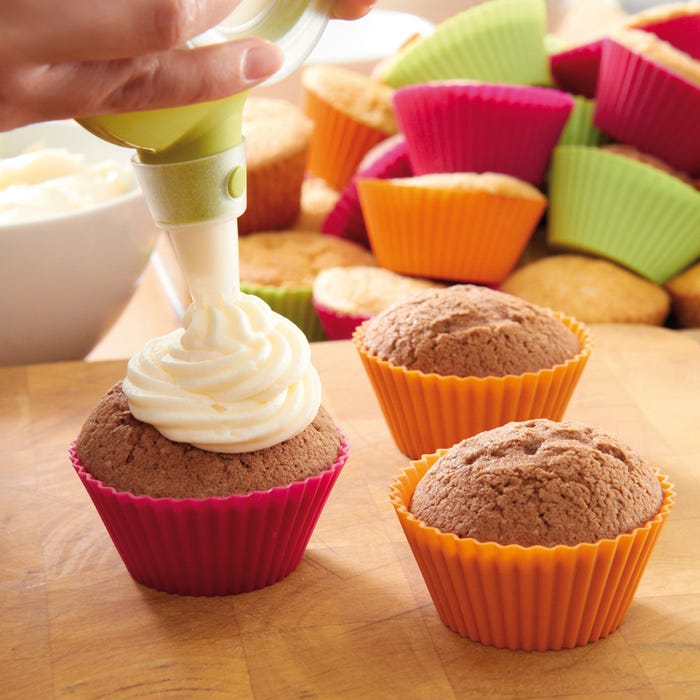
332, 0, 375, 20
0, 0, 241, 64
0, 38, 283, 132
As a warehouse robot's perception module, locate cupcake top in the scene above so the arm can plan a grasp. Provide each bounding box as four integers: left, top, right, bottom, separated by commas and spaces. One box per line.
410, 418, 664, 547
239, 230, 375, 288
292, 177, 340, 232
301, 65, 397, 134
388, 172, 546, 200
625, 2, 700, 28
313, 266, 445, 316
77, 383, 340, 498
360, 285, 581, 378
601, 143, 697, 184
611, 27, 700, 86
502, 254, 671, 325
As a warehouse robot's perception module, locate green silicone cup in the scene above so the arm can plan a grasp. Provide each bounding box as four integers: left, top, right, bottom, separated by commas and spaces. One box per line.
557, 96, 606, 148
382, 0, 549, 88
240, 283, 327, 342
547, 146, 700, 284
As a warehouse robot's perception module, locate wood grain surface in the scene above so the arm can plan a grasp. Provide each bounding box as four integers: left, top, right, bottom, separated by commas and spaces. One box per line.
2, 325, 699, 699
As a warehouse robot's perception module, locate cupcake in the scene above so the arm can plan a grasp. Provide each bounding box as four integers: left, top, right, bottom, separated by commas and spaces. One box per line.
393, 81, 574, 185
550, 39, 604, 98
353, 285, 591, 459
311, 266, 445, 340
302, 65, 397, 190
322, 135, 411, 248
502, 254, 671, 325
391, 418, 674, 650
238, 230, 375, 341
377, 0, 550, 89
292, 177, 340, 232
238, 98, 314, 234
625, 1, 700, 60
665, 260, 700, 328
594, 28, 700, 177
358, 172, 547, 284
547, 146, 700, 284
72, 291, 349, 596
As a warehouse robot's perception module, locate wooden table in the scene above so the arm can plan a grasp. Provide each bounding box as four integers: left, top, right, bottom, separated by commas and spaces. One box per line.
2, 325, 699, 699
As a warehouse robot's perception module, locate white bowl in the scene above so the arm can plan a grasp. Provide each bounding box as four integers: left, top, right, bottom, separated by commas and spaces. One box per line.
0, 120, 158, 365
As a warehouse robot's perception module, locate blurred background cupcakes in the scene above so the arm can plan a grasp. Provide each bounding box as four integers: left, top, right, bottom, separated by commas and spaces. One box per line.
393, 81, 574, 185
239, 230, 375, 342
311, 266, 445, 341
547, 145, 700, 284
665, 260, 700, 329
390, 419, 674, 650
353, 285, 591, 459
302, 65, 397, 190
358, 172, 547, 285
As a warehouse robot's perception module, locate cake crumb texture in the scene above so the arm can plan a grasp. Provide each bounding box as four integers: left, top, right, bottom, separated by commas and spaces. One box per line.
76, 383, 341, 498
410, 418, 664, 547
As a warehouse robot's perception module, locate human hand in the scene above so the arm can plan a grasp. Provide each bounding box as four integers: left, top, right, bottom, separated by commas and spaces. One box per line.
0, 0, 375, 132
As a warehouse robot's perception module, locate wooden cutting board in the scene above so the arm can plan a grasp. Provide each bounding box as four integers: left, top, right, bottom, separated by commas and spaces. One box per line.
2, 325, 699, 699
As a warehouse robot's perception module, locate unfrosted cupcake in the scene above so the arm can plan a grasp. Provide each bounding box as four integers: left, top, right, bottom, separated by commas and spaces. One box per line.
502, 254, 671, 325
625, 1, 700, 60
239, 230, 375, 341
358, 172, 547, 284
238, 98, 313, 234
353, 284, 591, 458
391, 419, 674, 650
665, 261, 700, 328
292, 177, 340, 232
311, 266, 445, 340
302, 65, 397, 190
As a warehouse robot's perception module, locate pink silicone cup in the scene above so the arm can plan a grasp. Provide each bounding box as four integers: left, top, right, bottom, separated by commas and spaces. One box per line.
70, 433, 349, 596
311, 298, 372, 341
550, 40, 604, 99
393, 82, 574, 185
640, 14, 700, 60
322, 136, 412, 247
594, 38, 700, 177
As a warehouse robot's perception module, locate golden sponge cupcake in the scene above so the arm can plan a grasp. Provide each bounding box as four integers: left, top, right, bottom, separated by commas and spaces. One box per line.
238, 98, 313, 234
302, 65, 397, 190
292, 177, 340, 232
358, 172, 547, 284
665, 261, 700, 328
239, 230, 375, 341
502, 254, 671, 325
353, 285, 591, 458
391, 418, 674, 650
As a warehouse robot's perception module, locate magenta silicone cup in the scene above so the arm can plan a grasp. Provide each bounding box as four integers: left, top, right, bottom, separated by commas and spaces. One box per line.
550, 40, 604, 99
322, 136, 412, 247
594, 38, 700, 177
639, 13, 700, 60
312, 298, 371, 341
393, 82, 574, 185
70, 433, 349, 596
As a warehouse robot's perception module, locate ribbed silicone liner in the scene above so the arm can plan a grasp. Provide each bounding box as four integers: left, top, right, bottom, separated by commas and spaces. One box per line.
382, 0, 549, 88
548, 146, 700, 285
357, 177, 547, 284
353, 315, 591, 459
557, 96, 605, 147
322, 137, 411, 247
311, 298, 371, 341
304, 88, 393, 190
70, 433, 348, 596
394, 82, 573, 184
550, 39, 604, 98
639, 13, 700, 60
240, 283, 327, 342
390, 453, 674, 650
594, 38, 700, 177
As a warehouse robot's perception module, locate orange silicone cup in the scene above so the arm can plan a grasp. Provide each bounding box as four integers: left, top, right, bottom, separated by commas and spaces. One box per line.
390, 452, 675, 651
357, 178, 546, 284
353, 314, 591, 459
304, 89, 393, 191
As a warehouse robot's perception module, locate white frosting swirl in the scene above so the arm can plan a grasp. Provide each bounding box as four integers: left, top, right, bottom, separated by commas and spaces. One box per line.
122, 292, 321, 453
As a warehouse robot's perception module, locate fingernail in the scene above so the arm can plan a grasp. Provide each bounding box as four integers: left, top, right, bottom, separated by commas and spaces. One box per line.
243, 43, 283, 82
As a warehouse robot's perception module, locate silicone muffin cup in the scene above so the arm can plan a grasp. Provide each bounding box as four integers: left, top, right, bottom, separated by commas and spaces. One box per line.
548, 146, 700, 284
394, 82, 573, 185
390, 452, 675, 650
70, 433, 349, 596
312, 297, 371, 341
550, 39, 604, 98
357, 177, 547, 284
353, 315, 591, 459
636, 12, 700, 60
557, 96, 606, 148
594, 38, 700, 177
381, 0, 549, 88
240, 282, 327, 342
